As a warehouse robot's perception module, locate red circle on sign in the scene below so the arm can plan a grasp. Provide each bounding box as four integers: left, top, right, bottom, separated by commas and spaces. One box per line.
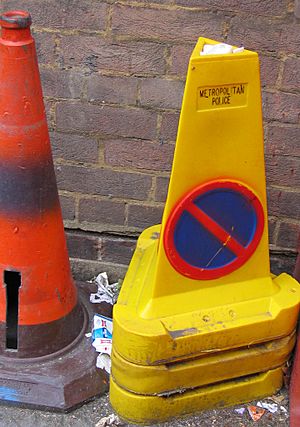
163, 180, 265, 280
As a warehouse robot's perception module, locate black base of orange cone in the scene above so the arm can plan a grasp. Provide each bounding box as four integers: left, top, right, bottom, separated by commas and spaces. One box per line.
0, 303, 84, 358
0, 286, 109, 411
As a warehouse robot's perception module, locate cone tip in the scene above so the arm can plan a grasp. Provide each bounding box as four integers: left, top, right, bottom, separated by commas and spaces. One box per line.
0, 10, 32, 29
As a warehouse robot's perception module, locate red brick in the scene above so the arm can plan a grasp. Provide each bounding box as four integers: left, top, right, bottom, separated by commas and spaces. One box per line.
268, 218, 277, 245
41, 69, 84, 99
60, 36, 165, 75
104, 139, 174, 172
79, 199, 125, 226
141, 0, 172, 3
155, 176, 170, 202
127, 204, 164, 229
66, 231, 99, 261
70, 259, 128, 283
267, 188, 300, 220
160, 112, 180, 141
263, 91, 300, 124
60, 195, 76, 221
112, 4, 225, 42
228, 15, 282, 53
2, 0, 108, 30
282, 57, 300, 91
100, 237, 136, 265
169, 45, 193, 77
87, 75, 138, 105
277, 222, 300, 249
280, 23, 300, 55
44, 99, 54, 129
259, 56, 280, 88
266, 125, 300, 157
266, 155, 300, 187
295, 0, 300, 18
175, 0, 288, 16
50, 132, 99, 163
33, 31, 56, 65
56, 102, 158, 140
270, 252, 296, 276
56, 164, 152, 201
140, 78, 184, 110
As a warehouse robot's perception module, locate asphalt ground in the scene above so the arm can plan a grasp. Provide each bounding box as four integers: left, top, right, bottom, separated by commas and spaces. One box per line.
0, 283, 291, 426
0, 387, 289, 427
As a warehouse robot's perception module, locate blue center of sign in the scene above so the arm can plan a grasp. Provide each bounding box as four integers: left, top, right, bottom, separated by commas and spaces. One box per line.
173, 188, 258, 269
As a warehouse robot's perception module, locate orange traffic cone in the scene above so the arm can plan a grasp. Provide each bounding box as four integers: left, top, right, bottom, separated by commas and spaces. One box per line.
0, 10, 107, 410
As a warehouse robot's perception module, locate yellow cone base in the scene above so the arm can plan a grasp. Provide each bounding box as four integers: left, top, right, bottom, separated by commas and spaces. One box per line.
112, 331, 295, 395
113, 225, 300, 366
110, 367, 283, 424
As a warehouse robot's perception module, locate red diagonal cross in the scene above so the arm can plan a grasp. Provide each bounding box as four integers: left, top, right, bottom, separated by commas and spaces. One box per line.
185, 203, 246, 257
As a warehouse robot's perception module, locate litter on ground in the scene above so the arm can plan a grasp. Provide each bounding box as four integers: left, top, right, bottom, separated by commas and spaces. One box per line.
90, 272, 121, 305
247, 406, 265, 421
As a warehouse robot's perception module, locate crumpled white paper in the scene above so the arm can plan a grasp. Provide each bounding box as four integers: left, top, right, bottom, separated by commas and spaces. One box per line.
88, 272, 122, 374
257, 401, 278, 413
90, 272, 120, 305
95, 413, 124, 427
280, 405, 288, 414
200, 43, 244, 56
96, 353, 111, 373
234, 407, 246, 415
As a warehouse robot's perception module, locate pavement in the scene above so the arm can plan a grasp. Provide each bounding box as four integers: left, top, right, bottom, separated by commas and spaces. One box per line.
0, 281, 292, 426
0, 387, 290, 427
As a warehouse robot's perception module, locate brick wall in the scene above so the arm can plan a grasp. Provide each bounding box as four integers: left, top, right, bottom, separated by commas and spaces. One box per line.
1, 0, 299, 280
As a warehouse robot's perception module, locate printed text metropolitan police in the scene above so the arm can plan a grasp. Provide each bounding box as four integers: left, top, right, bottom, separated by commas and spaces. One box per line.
199, 84, 245, 106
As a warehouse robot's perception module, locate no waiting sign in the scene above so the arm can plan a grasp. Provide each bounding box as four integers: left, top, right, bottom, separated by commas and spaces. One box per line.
163, 180, 264, 280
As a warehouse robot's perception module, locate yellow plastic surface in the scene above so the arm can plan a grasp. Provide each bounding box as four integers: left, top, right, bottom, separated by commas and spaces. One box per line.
112, 39, 300, 365
111, 38, 300, 420
112, 332, 295, 395
113, 224, 300, 364
110, 367, 283, 424
156, 37, 270, 297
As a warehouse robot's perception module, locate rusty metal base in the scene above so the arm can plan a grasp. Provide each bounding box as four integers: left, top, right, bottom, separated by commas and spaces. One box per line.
0, 285, 108, 411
